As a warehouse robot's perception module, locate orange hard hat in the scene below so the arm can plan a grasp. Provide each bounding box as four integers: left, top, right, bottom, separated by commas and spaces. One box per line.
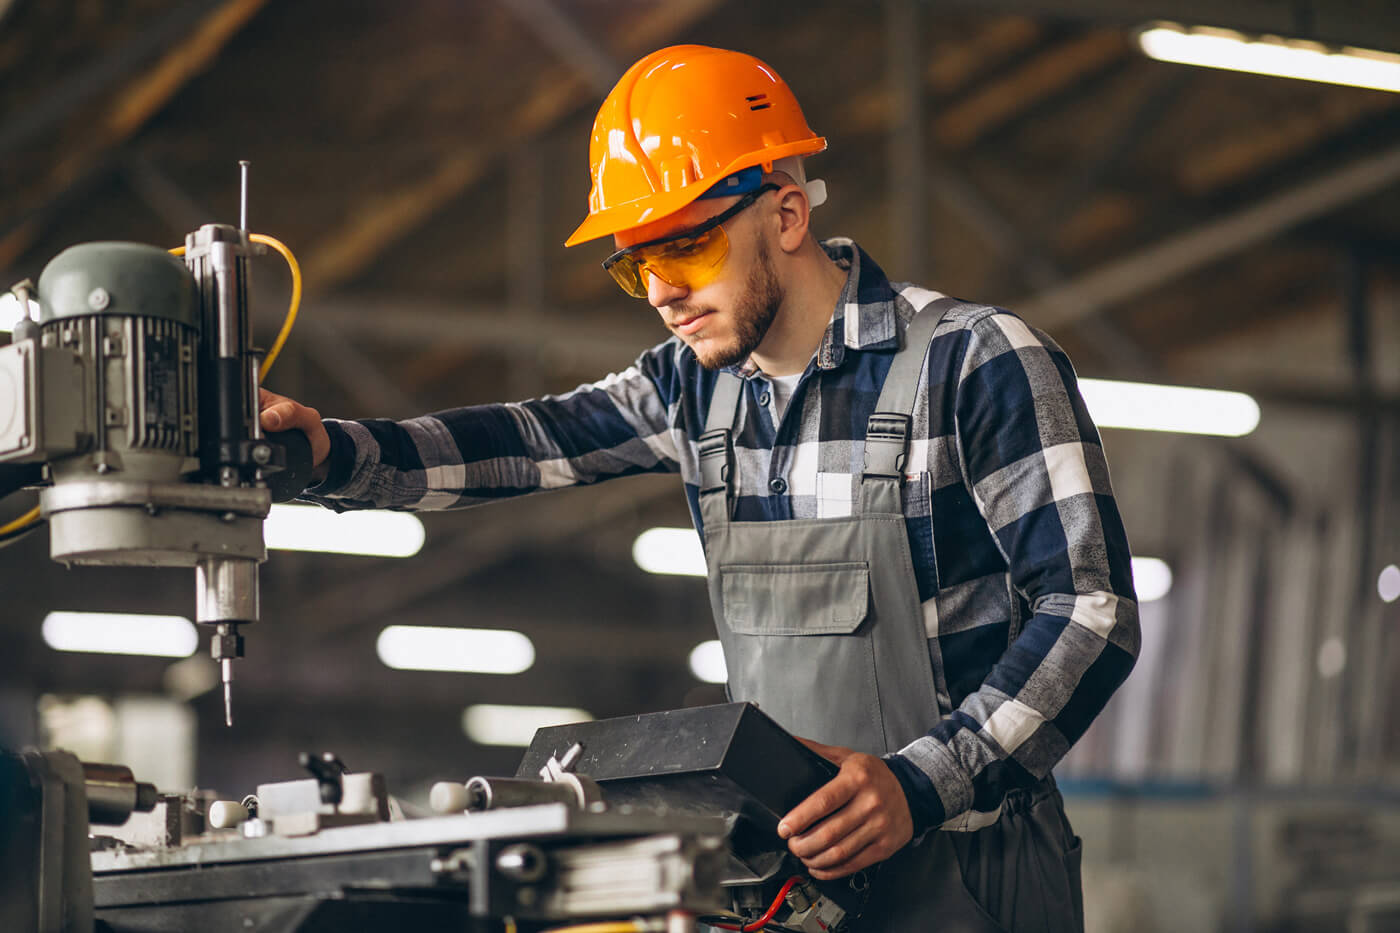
564, 45, 827, 247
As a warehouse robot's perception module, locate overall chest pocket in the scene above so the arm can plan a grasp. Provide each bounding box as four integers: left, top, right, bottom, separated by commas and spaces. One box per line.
721, 561, 870, 634
717, 560, 886, 752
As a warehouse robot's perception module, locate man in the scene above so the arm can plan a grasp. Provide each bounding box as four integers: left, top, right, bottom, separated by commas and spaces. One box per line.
261, 45, 1138, 931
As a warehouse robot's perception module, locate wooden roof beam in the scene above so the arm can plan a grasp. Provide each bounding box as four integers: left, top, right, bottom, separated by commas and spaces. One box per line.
297, 0, 728, 297
0, 0, 269, 271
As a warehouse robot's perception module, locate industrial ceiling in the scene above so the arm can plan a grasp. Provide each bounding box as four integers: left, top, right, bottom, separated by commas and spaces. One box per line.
1, 0, 1397, 792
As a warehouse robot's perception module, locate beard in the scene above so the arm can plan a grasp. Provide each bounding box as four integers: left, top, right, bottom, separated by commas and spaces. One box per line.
676, 238, 783, 370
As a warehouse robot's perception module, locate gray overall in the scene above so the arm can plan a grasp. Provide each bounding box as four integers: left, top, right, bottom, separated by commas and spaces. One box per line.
699, 299, 1084, 932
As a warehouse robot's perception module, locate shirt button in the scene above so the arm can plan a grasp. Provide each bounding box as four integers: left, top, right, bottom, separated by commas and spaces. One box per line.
769, 477, 787, 494
759, 392, 771, 406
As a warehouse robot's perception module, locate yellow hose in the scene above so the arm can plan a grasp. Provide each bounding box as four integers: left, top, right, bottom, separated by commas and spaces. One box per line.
168, 232, 302, 381
248, 233, 300, 380
0, 504, 41, 536
538, 923, 645, 933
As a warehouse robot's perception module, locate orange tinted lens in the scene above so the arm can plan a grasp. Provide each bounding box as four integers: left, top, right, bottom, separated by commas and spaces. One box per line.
605, 256, 648, 298
637, 228, 729, 291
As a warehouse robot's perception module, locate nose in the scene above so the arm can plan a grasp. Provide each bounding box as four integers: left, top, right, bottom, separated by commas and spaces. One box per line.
646, 269, 689, 308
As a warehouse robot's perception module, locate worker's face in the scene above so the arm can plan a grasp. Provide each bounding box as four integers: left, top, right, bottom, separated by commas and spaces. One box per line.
614, 195, 783, 370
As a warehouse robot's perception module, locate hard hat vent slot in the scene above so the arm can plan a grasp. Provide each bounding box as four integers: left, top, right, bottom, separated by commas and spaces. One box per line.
745, 93, 771, 111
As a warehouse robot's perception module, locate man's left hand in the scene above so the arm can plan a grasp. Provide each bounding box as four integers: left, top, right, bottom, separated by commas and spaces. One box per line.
777, 737, 914, 880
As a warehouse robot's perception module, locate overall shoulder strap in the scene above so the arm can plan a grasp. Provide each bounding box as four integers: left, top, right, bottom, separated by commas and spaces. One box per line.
863, 296, 971, 478
698, 372, 744, 510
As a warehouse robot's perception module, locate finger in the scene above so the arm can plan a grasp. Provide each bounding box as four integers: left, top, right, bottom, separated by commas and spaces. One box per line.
794, 736, 852, 765
778, 775, 858, 839
787, 799, 877, 858
806, 837, 884, 881
797, 814, 885, 869
261, 404, 290, 430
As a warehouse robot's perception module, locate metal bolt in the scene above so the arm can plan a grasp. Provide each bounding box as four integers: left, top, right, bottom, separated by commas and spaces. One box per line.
221, 511, 237, 523
251, 443, 271, 465
87, 287, 110, 311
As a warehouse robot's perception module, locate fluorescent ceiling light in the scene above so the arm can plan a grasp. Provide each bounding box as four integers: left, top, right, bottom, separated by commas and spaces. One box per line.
1379, 564, 1400, 604
0, 293, 40, 332
376, 625, 535, 674
1079, 378, 1259, 436
1138, 22, 1400, 93
1131, 557, 1173, 603
633, 526, 707, 576
42, 611, 198, 658
264, 503, 424, 557
688, 640, 728, 683
462, 703, 592, 747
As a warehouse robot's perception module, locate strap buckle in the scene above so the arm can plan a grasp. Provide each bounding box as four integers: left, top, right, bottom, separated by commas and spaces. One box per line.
863, 413, 910, 479
698, 429, 733, 495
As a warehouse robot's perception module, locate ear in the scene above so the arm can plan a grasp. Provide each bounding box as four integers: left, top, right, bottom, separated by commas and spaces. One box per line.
772, 184, 811, 255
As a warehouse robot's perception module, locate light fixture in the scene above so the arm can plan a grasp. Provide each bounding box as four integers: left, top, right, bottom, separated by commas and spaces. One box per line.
41, 611, 199, 658
1379, 564, 1400, 604
0, 293, 39, 333
632, 526, 707, 577
1138, 22, 1400, 94
1130, 557, 1173, 603
264, 503, 425, 557
688, 640, 728, 683
375, 625, 535, 674
462, 703, 593, 747
1078, 379, 1260, 437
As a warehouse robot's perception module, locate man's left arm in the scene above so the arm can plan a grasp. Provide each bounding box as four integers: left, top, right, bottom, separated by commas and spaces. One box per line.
780, 310, 1140, 877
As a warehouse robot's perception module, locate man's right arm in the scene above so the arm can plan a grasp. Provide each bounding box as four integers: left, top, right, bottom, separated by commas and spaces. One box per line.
258, 345, 685, 511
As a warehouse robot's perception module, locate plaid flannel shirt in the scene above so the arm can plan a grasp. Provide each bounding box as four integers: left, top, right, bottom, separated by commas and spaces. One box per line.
306, 238, 1140, 832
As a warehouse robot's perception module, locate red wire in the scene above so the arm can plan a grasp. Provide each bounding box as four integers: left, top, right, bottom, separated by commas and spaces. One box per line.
717, 875, 803, 932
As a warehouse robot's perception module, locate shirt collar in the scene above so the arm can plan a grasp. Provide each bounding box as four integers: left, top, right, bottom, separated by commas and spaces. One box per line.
730, 238, 901, 378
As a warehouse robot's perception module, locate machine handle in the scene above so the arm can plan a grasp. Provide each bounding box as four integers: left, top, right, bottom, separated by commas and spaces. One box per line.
264, 429, 314, 502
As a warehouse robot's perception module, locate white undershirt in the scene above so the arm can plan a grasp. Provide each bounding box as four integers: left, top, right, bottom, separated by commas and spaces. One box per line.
769, 371, 803, 421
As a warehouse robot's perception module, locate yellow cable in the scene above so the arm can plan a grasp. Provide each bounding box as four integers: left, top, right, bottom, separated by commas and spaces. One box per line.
167, 233, 301, 381
248, 233, 300, 381
537, 923, 644, 933
0, 504, 41, 536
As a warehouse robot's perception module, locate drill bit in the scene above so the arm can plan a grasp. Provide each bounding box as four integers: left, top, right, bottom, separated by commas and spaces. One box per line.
222, 658, 234, 727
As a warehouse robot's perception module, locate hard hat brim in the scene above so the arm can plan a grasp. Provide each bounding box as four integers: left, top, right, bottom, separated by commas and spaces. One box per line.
564, 137, 826, 247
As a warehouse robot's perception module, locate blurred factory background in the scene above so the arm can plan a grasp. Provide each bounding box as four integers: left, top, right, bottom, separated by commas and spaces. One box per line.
2, 1, 1399, 930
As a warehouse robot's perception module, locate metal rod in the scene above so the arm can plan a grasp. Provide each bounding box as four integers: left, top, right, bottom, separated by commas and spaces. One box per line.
239, 160, 250, 231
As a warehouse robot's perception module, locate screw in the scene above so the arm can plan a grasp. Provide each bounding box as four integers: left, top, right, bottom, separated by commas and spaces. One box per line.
221, 511, 237, 523
87, 287, 110, 311
251, 443, 271, 465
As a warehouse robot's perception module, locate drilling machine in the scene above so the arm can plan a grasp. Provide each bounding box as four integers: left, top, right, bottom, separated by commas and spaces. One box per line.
0, 165, 312, 727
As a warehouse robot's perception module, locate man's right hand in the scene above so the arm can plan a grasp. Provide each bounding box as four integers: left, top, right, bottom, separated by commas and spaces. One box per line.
259, 388, 331, 469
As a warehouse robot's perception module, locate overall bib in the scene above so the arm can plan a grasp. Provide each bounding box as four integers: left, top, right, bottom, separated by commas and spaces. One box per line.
698, 299, 1084, 932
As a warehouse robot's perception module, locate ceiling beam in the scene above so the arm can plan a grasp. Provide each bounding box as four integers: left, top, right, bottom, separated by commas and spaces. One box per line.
296, 0, 728, 296
495, 0, 621, 96
931, 29, 1129, 151
1018, 141, 1400, 331
0, 0, 269, 271
0, 0, 234, 161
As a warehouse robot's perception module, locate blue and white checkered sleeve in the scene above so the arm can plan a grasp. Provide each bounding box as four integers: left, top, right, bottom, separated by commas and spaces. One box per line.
300, 344, 685, 511
889, 310, 1140, 831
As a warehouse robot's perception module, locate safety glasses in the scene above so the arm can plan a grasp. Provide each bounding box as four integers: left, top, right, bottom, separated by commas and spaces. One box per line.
602, 183, 779, 298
